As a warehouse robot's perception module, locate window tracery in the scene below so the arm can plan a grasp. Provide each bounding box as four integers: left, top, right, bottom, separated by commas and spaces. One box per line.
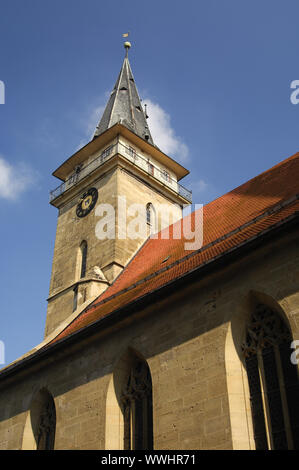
120, 358, 153, 450
242, 304, 299, 449
36, 395, 56, 450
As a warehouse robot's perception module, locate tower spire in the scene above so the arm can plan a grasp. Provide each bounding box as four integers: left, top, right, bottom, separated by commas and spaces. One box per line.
93, 42, 154, 145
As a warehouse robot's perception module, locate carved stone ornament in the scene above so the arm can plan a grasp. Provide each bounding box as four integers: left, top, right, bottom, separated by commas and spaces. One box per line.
121, 360, 152, 405
37, 401, 56, 449
242, 304, 291, 358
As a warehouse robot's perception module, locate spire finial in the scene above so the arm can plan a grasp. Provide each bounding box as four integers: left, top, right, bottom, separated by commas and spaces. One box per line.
124, 41, 131, 57
93, 35, 154, 145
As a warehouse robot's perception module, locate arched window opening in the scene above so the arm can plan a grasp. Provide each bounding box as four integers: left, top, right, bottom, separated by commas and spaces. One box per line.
36, 394, 56, 450
80, 241, 88, 278
120, 356, 153, 450
73, 285, 78, 312
242, 303, 299, 450
146, 203, 151, 225
23, 389, 56, 450
146, 203, 157, 235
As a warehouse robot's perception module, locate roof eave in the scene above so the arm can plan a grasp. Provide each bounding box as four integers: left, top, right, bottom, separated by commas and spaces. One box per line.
52, 123, 189, 182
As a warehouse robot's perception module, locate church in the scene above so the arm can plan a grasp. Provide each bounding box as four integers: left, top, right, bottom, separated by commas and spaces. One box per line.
0, 41, 299, 450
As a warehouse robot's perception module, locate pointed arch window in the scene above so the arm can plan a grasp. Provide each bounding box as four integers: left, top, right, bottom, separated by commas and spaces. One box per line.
80, 240, 88, 278
242, 304, 299, 449
73, 240, 87, 311
146, 203, 156, 226
22, 389, 56, 450
27, 389, 56, 450
120, 357, 153, 450
146, 203, 152, 225
146, 203, 157, 235
37, 396, 56, 450
73, 285, 78, 312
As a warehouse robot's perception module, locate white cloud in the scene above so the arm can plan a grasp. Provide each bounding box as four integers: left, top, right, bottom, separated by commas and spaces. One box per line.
0, 156, 38, 201
195, 179, 208, 192
77, 93, 109, 150
144, 98, 189, 162
85, 103, 106, 140
186, 177, 216, 205
77, 103, 105, 150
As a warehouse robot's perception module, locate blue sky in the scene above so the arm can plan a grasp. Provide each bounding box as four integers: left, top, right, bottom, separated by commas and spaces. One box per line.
1, 0, 299, 365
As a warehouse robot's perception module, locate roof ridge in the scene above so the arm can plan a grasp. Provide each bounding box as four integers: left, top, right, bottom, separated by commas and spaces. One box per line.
49, 206, 299, 349
46, 152, 299, 346
205, 151, 299, 208
85, 193, 299, 312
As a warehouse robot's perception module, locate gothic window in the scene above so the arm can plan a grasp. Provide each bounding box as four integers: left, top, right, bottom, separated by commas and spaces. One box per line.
120, 357, 153, 450
73, 240, 87, 311
242, 304, 299, 449
36, 392, 56, 450
80, 241, 88, 278
73, 285, 78, 312
146, 203, 152, 225
146, 203, 157, 235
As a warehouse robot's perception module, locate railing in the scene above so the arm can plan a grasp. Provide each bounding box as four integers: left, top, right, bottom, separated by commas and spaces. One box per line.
50, 141, 192, 203
49, 144, 116, 201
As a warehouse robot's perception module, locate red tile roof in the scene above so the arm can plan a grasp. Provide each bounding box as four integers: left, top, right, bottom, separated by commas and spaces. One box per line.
50, 152, 299, 345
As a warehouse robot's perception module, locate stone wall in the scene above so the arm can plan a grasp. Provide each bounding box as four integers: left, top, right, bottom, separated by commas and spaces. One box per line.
46, 162, 184, 338
0, 228, 298, 450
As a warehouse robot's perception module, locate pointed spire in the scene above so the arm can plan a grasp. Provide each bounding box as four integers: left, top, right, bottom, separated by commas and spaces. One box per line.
93, 42, 154, 145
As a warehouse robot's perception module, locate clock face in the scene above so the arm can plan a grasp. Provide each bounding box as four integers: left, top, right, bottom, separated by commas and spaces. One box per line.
76, 187, 98, 218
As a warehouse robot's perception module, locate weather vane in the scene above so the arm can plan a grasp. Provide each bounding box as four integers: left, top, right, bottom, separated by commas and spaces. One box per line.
123, 32, 131, 56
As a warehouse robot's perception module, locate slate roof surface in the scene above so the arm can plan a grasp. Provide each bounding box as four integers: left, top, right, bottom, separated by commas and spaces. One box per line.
93, 52, 154, 145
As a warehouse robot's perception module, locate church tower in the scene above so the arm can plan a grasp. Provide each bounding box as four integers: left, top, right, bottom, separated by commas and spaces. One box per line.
45, 42, 192, 338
